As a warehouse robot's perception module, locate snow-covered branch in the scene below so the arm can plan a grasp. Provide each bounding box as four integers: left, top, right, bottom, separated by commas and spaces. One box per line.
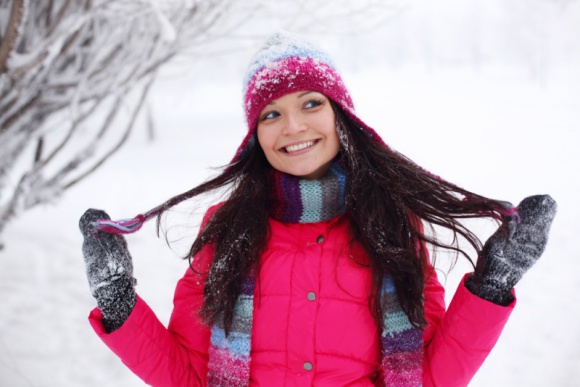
0, 0, 236, 242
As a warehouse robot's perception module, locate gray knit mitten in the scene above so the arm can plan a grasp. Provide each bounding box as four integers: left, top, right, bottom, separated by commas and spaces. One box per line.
466, 195, 557, 305
79, 209, 137, 333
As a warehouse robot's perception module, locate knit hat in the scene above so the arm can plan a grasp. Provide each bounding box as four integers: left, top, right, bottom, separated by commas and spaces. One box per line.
232, 31, 387, 163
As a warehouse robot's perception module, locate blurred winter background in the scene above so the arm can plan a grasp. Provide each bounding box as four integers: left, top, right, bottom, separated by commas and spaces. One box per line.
1, 0, 579, 386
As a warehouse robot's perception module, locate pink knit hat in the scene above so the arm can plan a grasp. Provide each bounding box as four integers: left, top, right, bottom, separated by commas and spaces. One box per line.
231, 31, 387, 163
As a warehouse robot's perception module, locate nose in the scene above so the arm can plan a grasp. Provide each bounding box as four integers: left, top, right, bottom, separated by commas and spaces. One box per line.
282, 112, 306, 136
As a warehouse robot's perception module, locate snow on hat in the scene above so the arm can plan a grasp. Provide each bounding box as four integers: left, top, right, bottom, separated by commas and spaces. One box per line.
232, 31, 387, 163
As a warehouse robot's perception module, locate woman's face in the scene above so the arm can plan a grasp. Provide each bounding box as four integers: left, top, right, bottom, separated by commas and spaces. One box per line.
256, 91, 340, 180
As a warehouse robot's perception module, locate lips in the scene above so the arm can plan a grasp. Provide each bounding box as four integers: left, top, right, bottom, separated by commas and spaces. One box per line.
283, 140, 318, 153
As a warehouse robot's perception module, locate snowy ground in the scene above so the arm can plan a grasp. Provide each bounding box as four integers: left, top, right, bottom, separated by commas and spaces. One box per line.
1, 57, 579, 386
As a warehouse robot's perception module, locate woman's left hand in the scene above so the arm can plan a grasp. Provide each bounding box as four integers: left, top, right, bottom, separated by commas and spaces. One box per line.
467, 195, 557, 305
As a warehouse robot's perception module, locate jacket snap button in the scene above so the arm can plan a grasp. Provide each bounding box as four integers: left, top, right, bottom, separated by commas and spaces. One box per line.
303, 361, 313, 371
307, 292, 316, 301
316, 235, 325, 243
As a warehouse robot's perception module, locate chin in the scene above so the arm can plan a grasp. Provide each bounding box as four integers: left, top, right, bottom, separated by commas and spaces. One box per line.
295, 168, 328, 180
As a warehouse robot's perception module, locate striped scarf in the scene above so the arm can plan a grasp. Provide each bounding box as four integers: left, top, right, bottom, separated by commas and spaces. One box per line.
207, 163, 423, 386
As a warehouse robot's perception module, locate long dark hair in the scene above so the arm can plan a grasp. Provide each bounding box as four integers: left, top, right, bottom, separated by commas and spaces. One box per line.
157, 102, 511, 333
333, 103, 509, 328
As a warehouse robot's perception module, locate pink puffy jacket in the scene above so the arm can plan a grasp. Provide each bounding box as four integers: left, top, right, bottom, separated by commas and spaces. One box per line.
89, 205, 515, 386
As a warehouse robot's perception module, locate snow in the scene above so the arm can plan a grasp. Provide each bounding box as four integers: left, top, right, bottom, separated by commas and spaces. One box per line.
148, 0, 177, 42
243, 31, 336, 91
2, 9, 580, 387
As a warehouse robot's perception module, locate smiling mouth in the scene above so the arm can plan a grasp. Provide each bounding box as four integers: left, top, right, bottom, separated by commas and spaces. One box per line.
284, 140, 318, 153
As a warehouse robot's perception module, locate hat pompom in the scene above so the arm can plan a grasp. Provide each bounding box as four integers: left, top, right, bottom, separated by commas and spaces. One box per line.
242, 31, 337, 94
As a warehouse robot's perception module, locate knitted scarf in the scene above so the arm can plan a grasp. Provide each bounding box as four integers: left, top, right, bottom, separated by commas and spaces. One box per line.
207, 164, 423, 386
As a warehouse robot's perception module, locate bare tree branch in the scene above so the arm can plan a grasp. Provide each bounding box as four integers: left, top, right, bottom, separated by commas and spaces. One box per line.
0, 0, 25, 72
64, 76, 154, 190
47, 0, 71, 37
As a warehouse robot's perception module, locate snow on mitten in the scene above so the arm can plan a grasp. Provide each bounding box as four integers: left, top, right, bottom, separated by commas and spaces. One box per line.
79, 209, 137, 332
466, 195, 557, 305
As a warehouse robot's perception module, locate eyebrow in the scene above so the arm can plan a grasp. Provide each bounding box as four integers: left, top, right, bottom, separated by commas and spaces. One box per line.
267, 91, 316, 105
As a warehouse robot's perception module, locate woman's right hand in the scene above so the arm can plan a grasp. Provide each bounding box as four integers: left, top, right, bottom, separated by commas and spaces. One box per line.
79, 209, 137, 332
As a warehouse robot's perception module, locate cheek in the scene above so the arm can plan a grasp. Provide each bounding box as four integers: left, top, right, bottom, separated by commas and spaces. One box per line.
257, 126, 273, 150
318, 114, 339, 151
330, 133, 340, 153
328, 133, 340, 159
257, 127, 278, 163
317, 108, 336, 134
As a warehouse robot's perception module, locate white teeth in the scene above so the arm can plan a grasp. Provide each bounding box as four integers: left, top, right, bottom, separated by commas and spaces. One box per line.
285, 141, 315, 153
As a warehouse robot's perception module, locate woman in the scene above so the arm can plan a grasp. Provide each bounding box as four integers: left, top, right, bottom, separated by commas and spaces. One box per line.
80, 32, 556, 386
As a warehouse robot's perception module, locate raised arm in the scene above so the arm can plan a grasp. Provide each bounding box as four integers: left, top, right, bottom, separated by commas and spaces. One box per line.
81, 206, 220, 386
422, 195, 556, 386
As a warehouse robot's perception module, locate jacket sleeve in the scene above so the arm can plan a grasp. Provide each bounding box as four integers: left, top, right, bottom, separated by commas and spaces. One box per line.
422, 271, 516, 387
88, 205, 221, 387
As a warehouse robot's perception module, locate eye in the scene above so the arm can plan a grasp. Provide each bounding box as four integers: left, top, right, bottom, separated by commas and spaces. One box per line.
260, 110, 280, 121
304, 99, 323, 109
